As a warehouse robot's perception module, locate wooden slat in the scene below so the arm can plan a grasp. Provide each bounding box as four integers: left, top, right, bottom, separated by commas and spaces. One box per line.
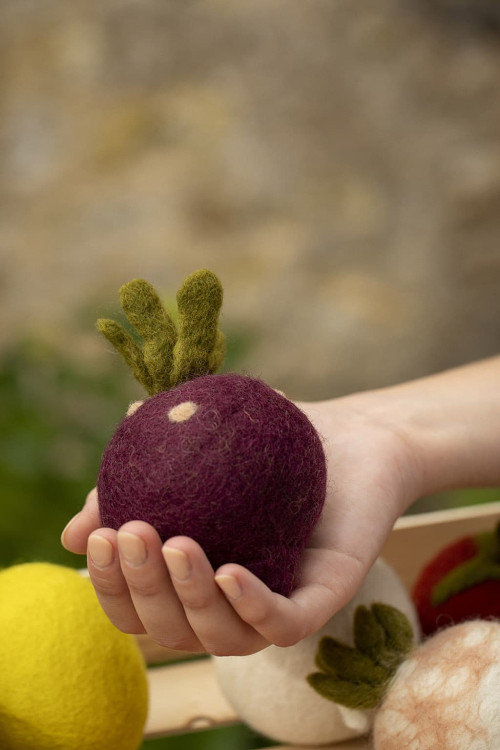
142, 502, 500, 744
144, 658, 238, 738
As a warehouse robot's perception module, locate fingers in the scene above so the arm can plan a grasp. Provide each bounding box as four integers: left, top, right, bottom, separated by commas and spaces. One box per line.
87, 522, 205, 651
162, 537, 268, 655
65, 498, 370, 654
214, 564, 311, 647
69, 491, 348, 654
87, 524, 267, 655
117, 523, 206, 651
214, 546, 368, 648
61, 488, 101, 554
87, 528, 146, 635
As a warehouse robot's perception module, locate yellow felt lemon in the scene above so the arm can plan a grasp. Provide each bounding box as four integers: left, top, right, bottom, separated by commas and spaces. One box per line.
0, 563, 148, 750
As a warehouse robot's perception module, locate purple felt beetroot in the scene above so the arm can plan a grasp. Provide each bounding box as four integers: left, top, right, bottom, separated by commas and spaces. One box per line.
97, 373, 327, 596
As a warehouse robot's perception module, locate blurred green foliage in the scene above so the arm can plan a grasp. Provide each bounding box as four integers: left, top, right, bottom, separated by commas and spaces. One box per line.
407, 488, 500, 515
145, 726, 275, 750
0, 335, 132, 569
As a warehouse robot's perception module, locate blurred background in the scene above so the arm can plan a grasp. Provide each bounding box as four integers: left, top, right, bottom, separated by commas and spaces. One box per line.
1, 0, 500, 747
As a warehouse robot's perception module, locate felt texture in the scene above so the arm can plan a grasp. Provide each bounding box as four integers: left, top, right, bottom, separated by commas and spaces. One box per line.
126, 399, 145, 417
0, 563, 148, 750
168, 400, 198, 422
373, 620, 500, 749
97, 270, 225, 395
98, 373, 327, 596
308, 603, 415, 710
171, 269, 225, 386
432, 529, 500, 605
412, 524, 500, 636
213, 558, 420, 746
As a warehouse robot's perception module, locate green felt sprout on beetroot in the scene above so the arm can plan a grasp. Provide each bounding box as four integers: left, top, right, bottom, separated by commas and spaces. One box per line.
97, 270, 226, 394
96, 269, 327, 596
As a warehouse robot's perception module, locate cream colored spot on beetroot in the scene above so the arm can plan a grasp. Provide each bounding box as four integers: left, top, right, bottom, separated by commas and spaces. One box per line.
126, 400, 144, 417
168, 401, 198, 423
374, 621, 499, 749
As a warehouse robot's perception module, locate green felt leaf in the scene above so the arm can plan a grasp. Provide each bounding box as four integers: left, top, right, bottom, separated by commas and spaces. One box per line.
307, 672, 384, 710
307, 603, 415, 711
353, 605, 386, 661
171, 269, 224, 387
208, 329, 226, 374
372, 603, 414, 658
96, 318, 155, 395
431, 526, 500, 606
119, 279, 178, 393
97, 270, 225, 395
315, 637, 389, 686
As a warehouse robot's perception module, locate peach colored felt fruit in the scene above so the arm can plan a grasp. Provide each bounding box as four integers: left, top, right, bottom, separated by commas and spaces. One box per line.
373, 620, 500, 749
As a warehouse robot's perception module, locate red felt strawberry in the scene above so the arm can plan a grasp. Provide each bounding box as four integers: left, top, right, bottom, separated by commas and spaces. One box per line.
412, 521, 500, 636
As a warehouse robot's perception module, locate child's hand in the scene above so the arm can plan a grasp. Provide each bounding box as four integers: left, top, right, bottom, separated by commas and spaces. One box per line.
61, 391, 421, 656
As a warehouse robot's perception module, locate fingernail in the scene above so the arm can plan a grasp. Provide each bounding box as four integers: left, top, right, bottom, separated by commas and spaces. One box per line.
215, 574, 242, 600
118, 532, 147, 566
88, 534, 114, 568
60, 515, 79, 547
162, 547, 191, 581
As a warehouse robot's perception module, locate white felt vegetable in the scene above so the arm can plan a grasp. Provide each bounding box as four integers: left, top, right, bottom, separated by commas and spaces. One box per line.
373, 619, 500, 749
213, 558, 420, 746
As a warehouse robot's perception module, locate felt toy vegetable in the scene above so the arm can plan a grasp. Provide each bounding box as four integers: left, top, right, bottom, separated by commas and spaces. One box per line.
309, 605, 500, 749
373, 619, 500, 748
0, 562, 148, 750
96, 269, 327, 596
412, 521, 500, 636
212, 558, 420, 746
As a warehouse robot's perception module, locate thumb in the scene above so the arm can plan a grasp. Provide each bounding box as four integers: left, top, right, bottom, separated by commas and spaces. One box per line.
61, 487, 101, 554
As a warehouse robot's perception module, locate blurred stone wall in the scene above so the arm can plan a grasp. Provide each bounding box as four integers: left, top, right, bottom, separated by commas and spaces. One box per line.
1, 0, 500, 399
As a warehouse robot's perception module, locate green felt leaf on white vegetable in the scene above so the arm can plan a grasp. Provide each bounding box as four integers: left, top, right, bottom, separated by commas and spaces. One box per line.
307, 603, 415, 710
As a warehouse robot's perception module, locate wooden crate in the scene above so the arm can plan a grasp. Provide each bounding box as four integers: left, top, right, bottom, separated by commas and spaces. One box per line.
139, 501, 500, 749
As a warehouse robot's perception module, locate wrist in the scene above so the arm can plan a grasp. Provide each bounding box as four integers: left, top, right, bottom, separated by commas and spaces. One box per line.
343, 388, 429, 509
300, 357, 500, 519
301, 389, 426, 517
360, 387, 448, 501
364, 360, 500, 497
